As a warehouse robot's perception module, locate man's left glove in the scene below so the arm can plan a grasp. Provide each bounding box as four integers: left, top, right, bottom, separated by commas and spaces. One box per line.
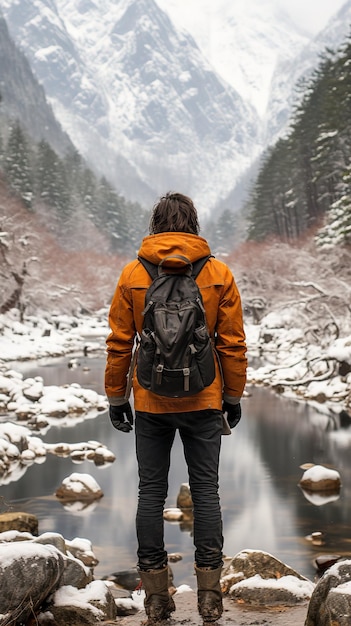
222, 401, 241, 429
109, 402, 134, 432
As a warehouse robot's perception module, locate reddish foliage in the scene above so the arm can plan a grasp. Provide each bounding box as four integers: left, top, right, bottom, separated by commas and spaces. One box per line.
0, 175, 128, 313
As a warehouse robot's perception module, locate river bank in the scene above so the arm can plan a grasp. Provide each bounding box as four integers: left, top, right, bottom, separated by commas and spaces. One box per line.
1, 306, 351, 625
117, 589, 309, 626
1, 306, 350, 420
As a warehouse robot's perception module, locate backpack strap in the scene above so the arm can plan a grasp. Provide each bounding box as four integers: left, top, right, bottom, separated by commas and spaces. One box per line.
192, 254, 214, 279
138, 253, 213, 280
138, 256, 158, 280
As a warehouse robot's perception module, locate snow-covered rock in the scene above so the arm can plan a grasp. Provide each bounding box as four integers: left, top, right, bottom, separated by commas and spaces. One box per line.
299, 465, 341, 493
221, 549, 314, 606
0, 529, 116, 626
0, 366, 108, 420
55, 472, 103, 502
0, 541, 65, 623
0, 422, 115, 486
305, 559, 351, 626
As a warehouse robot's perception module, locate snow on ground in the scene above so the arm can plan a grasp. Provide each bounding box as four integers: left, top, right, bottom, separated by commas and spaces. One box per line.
0, 309, 108, 362
229, 573, 314, 599
1, 307, 350, 418
245, 312, 351, 415
52, 580, 111, 615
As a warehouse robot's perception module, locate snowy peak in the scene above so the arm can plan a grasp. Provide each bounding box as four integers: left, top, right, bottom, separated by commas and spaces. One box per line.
315, 0, 351, 47
154, 0, 310, 117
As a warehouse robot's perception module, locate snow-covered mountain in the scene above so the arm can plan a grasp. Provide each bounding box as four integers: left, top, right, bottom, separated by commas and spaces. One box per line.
0, 13, 73, 155
1, 0, 350, 215
0, 0, 262, 214
155, 0, 311, 118
156, 0, 351, 144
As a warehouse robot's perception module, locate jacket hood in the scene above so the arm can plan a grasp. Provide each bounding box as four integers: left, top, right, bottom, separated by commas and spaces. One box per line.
137, 233, 212, 267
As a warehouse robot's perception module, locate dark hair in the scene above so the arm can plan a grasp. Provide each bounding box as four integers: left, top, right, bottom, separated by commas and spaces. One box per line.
149, 192, 200, 235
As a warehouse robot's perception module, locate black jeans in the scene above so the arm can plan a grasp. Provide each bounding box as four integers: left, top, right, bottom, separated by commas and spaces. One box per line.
135, 409, 223, 571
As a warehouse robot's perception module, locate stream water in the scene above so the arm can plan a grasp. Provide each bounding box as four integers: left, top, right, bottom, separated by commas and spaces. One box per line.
1, 354, 351, 587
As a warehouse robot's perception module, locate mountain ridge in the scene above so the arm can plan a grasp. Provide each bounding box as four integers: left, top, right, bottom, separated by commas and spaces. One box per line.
1, 0, 350, 215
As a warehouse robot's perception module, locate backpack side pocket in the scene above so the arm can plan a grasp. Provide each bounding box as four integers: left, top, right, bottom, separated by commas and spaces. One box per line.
136, 329, 156, 390
193, 325, 216, 387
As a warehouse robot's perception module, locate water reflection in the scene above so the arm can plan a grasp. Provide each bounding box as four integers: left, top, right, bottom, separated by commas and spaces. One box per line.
1, 356, 350, 587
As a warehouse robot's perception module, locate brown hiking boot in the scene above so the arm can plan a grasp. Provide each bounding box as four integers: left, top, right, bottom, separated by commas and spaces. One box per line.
195, 565, 223, 622
139, 567, 176, 624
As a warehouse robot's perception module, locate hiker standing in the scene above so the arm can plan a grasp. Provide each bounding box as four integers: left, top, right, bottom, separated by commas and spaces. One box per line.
105, 192, 247, 623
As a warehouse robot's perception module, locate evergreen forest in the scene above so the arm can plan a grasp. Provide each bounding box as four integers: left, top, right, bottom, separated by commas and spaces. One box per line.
247, 33, 351, 248
0, 118, 149, 255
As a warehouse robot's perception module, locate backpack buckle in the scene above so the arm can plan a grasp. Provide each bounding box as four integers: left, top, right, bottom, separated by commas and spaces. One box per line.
156, 363, 164, 385
183, 367, 190, 392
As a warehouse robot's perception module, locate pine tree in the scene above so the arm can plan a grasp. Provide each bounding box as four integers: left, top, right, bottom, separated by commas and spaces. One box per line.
36, 140, 71, 222
81, 166, 99, 221
124, 200, 149, 253
4, 121, 33, 208
97, 177, 130, 252
316, 168, 351, 247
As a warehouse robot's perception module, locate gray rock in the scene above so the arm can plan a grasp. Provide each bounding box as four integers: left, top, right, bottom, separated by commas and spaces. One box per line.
305, 559, 351, 626
0, 542, 64, 623
106, 567, 141, 591
33, 531, 67, 554
61, 553, 93, 588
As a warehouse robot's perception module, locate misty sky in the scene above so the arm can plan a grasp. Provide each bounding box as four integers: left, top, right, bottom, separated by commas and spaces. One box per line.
278, 0, 346, 33
158, 0, 347, 35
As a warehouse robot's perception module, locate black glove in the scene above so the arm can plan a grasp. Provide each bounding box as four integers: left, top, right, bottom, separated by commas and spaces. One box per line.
109, 403, 134, 432
222, 401, 241, 429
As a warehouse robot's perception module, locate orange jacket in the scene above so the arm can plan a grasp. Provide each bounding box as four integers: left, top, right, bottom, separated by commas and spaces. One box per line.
105, 232, 247, 413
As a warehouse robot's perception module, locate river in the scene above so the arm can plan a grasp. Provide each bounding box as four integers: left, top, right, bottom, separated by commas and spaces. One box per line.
1, 354, 350, 587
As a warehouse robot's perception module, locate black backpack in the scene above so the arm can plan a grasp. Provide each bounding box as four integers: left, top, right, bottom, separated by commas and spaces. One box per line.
136, 254, 216, 398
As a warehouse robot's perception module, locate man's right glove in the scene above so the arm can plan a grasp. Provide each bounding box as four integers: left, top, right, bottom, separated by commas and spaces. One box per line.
222, 401, 241, 429
109, 403, 134, 432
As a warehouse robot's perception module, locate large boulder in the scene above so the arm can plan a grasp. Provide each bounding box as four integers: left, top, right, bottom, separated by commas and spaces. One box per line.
222, 549, 314, 606
0, 542, 65, 624
305, 559, 351, 626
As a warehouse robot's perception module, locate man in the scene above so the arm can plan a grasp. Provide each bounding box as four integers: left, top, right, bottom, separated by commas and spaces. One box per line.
105, 192, 247, 624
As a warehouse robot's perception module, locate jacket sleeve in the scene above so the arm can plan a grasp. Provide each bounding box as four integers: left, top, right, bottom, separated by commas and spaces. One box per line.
215, 267, 247, 401
105, 267, 136, 403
